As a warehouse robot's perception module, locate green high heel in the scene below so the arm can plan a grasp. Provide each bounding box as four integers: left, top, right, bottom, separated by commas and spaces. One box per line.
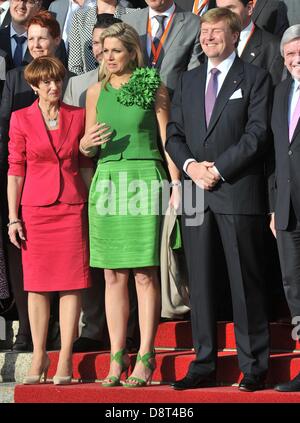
102, 349, 130, 387
123, 351, 156, 388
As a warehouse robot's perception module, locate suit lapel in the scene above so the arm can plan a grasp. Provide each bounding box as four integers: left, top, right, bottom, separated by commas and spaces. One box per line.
23, 48, 32, 65
29, 100, 55, 154
283, 78, 292, 145
205, 57, 244, 139
190, 63, 207, 142
155, 9, 185, 70
28, 100, 73, 155
56, 103, 73, 153
241, 27, 262, 65
133, 9, 149, 65
2, 26, 13, 64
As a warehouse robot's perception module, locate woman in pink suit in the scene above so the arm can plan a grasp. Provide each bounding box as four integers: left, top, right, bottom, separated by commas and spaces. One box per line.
7, 56, 92, 385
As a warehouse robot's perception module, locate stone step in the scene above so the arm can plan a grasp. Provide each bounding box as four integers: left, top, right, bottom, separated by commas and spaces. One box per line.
0, 382, 16, 403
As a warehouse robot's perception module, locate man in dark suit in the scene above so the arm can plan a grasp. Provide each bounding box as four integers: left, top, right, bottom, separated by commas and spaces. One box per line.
122, 0, 202, 97
270, 25, 300, 392
217, 0, 283, 85
252, 0, 289, 37
0, 11, 71, 352
166, 7, 271, 391
175, 0, 216, 14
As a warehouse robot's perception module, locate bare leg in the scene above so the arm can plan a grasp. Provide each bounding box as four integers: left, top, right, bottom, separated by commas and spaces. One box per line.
127, 267, 160, 384
27, 291, 50, 376
104, 269, 130, 382
56, 290, 81, 377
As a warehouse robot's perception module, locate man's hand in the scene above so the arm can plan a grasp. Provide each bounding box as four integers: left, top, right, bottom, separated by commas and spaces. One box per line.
186, 161, 220, 190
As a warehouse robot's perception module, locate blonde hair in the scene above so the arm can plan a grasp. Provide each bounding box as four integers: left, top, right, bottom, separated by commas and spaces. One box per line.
201, 7, 242, 35
99, 22, 144, 87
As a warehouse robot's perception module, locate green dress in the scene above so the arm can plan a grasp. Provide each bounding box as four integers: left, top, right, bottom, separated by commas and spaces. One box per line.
89, 78, 168, 269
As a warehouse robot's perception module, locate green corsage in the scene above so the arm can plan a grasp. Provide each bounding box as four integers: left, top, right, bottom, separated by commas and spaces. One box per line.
117, 67, 161, 110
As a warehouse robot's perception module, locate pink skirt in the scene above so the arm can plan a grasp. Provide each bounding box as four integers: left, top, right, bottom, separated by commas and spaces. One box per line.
21, 202, 91, 292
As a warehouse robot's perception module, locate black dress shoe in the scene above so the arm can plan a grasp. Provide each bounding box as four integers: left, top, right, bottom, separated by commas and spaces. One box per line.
274, 373, 300, 392
172, 374, 216, 390
12, 335, 33, 352
239, 374, 266, 392
72, 337, 103, 352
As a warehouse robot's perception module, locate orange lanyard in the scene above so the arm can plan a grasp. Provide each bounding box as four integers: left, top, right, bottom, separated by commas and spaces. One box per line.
240, 24, 256, 55
147, 11, 175, 66
192, 0, 209, 16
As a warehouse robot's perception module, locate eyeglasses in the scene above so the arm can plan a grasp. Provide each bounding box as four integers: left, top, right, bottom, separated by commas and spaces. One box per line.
11, 0, 41, 7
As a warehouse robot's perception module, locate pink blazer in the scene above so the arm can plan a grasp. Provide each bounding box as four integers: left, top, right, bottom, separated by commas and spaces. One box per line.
8, 100, 92, 206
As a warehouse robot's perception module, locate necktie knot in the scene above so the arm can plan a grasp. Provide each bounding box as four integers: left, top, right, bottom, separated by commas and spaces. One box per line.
210, 68, 220, 77
13, 35, 27, 45
154, 14, 166, 26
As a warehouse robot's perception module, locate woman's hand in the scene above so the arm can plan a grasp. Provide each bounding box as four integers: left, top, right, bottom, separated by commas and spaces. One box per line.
80, 123, 112, 156
8, 221, 25, 249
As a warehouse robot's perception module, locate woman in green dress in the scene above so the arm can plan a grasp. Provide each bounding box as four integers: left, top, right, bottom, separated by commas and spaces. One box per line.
79, 22, 180, 387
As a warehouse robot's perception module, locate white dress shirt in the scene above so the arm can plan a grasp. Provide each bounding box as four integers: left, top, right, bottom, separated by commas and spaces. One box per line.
184, 51, 237, 179
10, 24, 27, 62
288, 78, 300, 126
0, 1, 9, 26
147, 2, 176, 57
237, 21, 255, 57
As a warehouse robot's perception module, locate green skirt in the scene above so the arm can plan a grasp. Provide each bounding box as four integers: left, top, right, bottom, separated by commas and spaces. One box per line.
89, 159, 168, 269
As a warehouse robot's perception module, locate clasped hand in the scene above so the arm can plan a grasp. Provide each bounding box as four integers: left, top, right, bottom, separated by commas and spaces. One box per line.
80, 122, 112, 152
187, 161, 220, 190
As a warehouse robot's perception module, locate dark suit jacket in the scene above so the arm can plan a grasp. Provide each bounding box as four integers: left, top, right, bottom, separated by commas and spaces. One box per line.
252, 0, 289, 37
0, 66, 73, 172
241, 26, 283, 86
271, 77, 300, 230
0, 25, 32, 72
174, 0, 216, 11
166, 56, 272, 215
0, 8, 11, 29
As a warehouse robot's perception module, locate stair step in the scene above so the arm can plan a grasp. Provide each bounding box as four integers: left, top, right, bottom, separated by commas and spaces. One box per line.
14, 383, 300, 404
41, 350, 300, 385
155, 321, 300, 351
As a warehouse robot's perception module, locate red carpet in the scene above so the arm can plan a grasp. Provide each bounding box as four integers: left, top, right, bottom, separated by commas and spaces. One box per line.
14, 321, 300, 403
14, 384, 300, 404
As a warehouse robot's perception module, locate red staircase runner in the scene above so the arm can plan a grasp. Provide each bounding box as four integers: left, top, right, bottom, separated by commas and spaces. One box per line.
14, 321, 300, 403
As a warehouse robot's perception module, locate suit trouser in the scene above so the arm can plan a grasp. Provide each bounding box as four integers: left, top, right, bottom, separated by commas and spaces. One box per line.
182, 208, 269, 377
276, 206, 300, 318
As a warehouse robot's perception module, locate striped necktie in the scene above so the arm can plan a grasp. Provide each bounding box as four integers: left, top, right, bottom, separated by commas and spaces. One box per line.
192, 0, 210, 16
149, 15, 166, 66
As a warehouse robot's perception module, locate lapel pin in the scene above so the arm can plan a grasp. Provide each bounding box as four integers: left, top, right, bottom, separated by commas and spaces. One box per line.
234, 80, 237, 84
251, 52, 255, 57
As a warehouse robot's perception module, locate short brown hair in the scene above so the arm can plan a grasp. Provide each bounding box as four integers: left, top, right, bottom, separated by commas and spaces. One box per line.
201, 7, 242, 34
24, 56, 65, 87
28, 10, 61, 39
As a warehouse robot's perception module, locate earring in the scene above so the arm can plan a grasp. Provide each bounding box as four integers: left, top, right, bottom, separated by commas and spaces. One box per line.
34, 91, 38, 95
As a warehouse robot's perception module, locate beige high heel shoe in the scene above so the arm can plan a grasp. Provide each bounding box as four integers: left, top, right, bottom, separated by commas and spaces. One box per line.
53, 374, 72, 385
23, 355, 50, 385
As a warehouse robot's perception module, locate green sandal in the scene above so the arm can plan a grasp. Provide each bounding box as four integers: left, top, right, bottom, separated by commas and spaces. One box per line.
123, 351, 156, 388
102, 349, 129, 387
